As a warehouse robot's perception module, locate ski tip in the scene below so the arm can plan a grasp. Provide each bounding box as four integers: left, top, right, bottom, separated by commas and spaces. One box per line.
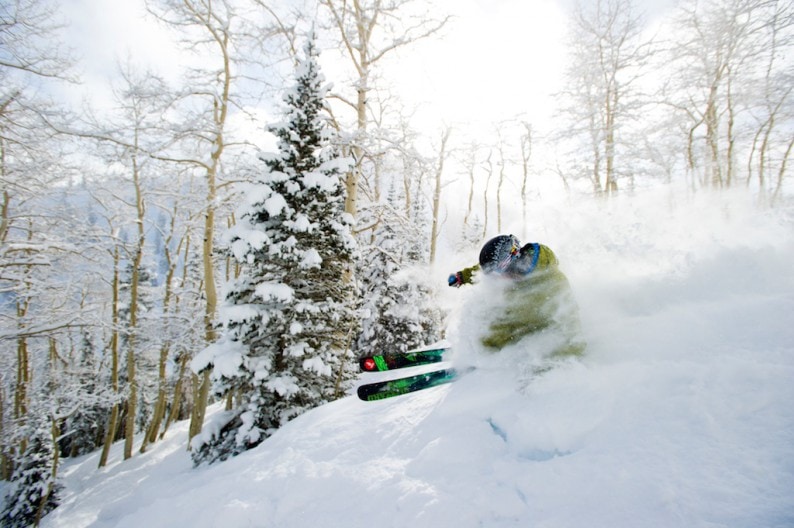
356, 384, 391, 402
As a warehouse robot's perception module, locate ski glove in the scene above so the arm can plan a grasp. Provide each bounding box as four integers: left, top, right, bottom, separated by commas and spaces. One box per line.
448, 272, 463, 288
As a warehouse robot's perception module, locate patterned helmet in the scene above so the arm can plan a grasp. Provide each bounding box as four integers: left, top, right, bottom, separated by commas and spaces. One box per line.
479, 234, 521, 274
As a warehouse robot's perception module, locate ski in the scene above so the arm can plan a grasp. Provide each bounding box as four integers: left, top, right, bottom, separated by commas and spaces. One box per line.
357, 366, 471, 401
359, 347, 448, 372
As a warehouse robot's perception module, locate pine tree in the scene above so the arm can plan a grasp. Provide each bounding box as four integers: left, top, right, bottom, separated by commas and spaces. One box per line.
356, 187, 443, 356
58, 330, 112, 458
1, 413, 61, 527
191, 35, 358, 465
458, 214, 484, 253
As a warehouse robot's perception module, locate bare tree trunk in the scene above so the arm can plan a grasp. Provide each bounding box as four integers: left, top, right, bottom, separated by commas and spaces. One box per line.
140, 341, 168, 452
190, 183, 218, 441
758, 116, 772, 195
725, 75, 736, 187
99, 243, 122, 468
771, 136, 793, 206
703, 75, 724, 189
0, 390, 7, 479
161, 353, 190, 439
592, 132, 603, 194
429, 128, 450, 264
495, 132, 506, 233
0, 188, 8, 245
482, 150, 494, 238
520, 123, 532, 235
124, 143, 145, 460
463, 144, 478, 228
123, 344, 136, 460
15, 305, 29, 452
604, 86, 618, 195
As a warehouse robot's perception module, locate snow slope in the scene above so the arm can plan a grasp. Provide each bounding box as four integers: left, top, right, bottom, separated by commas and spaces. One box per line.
41, 189, 794, 528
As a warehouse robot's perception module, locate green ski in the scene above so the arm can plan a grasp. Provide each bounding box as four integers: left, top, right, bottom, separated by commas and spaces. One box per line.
359, 347, 448, 372
357, 367, 472, 401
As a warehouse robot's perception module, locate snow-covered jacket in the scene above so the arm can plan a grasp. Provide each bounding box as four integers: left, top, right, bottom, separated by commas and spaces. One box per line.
458, 243, 585, 357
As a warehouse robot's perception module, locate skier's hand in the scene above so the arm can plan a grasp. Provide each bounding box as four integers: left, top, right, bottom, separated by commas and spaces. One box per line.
448, 272, 463, 288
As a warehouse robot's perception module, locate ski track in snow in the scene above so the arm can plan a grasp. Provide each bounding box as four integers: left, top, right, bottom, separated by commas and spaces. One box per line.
37, 190, 794, 528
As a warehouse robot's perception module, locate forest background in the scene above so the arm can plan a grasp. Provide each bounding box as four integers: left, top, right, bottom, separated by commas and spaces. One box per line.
1, 0, 792, 523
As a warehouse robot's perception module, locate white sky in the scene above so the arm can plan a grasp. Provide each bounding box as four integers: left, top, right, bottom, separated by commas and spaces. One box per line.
385, 0, 569, 131
61, 0, 679, 136
66, 0, 177, 74
62, 0, 568, 129
62, 0, 181, 109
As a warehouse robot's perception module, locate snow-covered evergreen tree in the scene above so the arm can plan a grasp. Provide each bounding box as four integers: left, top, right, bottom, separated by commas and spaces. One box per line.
58, 330, 113, 457
458, 214, 484, 253
356, 187, 443, 356
190, 35, 358, 465
1, 413, 61, 528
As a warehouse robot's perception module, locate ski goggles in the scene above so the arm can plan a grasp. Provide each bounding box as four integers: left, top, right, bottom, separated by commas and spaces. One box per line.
495, 242, 520, 272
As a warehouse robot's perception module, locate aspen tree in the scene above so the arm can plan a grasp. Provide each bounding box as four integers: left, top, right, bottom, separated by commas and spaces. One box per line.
145, 0, 241, 442
558, 0, 651, 195
319, 0, 449, 219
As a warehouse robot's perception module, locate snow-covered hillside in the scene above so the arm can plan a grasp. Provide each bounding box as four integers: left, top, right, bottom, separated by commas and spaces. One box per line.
41, 189, 794, 528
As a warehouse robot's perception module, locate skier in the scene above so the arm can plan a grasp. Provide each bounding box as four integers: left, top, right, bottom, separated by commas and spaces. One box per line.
448, 234, 586, 359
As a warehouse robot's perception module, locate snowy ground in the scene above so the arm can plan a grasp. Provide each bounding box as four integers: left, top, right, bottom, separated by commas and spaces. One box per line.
40, 188, 794, 528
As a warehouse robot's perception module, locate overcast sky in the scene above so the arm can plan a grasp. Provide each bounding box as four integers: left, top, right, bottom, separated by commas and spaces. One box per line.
63, 1, 177, 99
61, 0, 680, 139
388, 0, 568, 131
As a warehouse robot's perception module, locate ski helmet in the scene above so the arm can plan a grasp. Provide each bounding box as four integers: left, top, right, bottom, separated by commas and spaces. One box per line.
479, 234, 521, 274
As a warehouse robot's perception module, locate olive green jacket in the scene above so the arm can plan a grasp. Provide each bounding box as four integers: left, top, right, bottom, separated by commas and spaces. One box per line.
459, 244, 585, 357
